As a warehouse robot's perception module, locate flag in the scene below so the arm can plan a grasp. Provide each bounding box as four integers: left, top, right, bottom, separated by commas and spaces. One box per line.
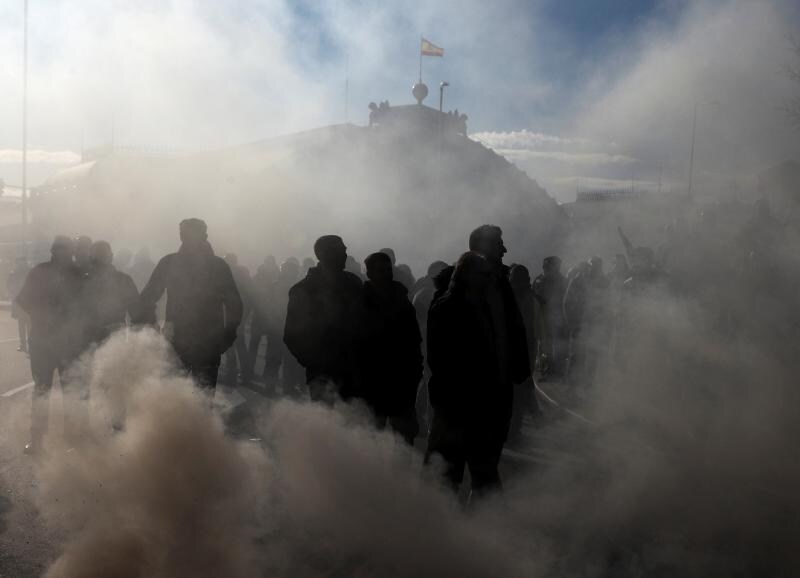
421, 37, 444, 57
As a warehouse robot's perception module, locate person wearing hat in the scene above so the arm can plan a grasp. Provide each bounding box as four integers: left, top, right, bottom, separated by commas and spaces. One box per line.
15, 236, 86, 454
136, 219, 243, 391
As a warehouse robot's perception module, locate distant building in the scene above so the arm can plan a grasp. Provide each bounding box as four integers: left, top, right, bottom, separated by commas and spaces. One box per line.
29, 83, 567, 273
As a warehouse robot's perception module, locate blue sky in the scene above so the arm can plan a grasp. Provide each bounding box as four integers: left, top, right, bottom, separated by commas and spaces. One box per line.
0, 0, 798, 201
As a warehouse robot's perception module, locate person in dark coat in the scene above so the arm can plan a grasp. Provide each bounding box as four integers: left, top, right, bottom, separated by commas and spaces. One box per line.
83, 241, 140, 345
15, 236, 86, 453
284, 235, 363, 403
268, 258, 305, 396
221, 253, 253, 385
355, 252, 423, 445
7, 257, 31, 353
426, 225, 530, 498
379, 247, 416, 291
507, 264, 540, 442
411, 260, 449, 431
563, 256, 610, 386
136, 219, 243, 391
248, 256, 280, 381
533, 256, 568, 377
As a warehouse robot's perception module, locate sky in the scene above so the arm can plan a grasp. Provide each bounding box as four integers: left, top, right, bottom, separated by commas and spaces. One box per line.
0, 0, 798, 201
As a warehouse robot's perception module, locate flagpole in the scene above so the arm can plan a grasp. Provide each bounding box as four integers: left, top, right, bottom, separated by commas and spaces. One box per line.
418, 35, 422, 82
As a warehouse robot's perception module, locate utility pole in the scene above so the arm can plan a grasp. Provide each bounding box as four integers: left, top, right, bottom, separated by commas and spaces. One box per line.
21, 0, 29, 258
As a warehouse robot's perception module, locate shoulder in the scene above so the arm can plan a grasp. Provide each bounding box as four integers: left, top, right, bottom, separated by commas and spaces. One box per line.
343, 271, 363, 287
156, 253, 177, 268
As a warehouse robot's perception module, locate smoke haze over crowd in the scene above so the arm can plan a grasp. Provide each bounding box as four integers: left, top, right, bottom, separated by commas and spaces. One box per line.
0, 1, 799, 576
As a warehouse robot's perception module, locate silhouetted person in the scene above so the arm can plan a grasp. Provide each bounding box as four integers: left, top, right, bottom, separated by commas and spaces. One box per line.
7, 257, 31, 353
137, 219, 243, 391
73, 235, 93, 276
268, 258, 305, 396
508, 263, 540, 442
84, 241, 139, 345
533, 256, 568, 377
128, 247, 156, 291
426, 225, 529, 498
412, 261, 449, 336
284, 235, 363, 403
249, 255, 280, 381
345, 255, 365, 280
379, 248, 416, 291
411, 260, 449, 431
355, 252, 423, 444
301, 257, 315, 277
221, 253, 253, 385
563, 256, 610, 385
15, 236, 85, 453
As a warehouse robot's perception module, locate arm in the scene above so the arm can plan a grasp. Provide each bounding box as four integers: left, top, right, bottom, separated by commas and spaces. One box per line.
135, 257, 169, 325
220, 262, 243, 336
13, 268, 38, 315
121, 274, 141, 325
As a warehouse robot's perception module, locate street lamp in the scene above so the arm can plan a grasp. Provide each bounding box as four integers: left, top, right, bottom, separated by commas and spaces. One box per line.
687, 100, 720, 200
439, 81, 449, 112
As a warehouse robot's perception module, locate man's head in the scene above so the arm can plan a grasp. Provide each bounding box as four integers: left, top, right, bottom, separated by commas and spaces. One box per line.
543, 256, 562, 275
313, 235, 347, 271
427, 260, 448, 279
90, 241, 114, 267
74, 235, 93, 263
509, 263, 531, 288
365, 252, 394, 285
468, 225, 506, 265
280, 258, 300, 282
179, 218, 208, 247
51, 235, 74, 264
379, 248, 396, 266
588, 256, 604, 276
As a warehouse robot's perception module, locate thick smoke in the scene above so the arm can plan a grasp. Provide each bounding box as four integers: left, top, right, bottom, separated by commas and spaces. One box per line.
37, 330, 269, 578
33, 271, 800, 577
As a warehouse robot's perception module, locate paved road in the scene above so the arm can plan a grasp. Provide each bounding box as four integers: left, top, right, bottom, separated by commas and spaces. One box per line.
0, 310, 585, 576
0, 314, 56, 577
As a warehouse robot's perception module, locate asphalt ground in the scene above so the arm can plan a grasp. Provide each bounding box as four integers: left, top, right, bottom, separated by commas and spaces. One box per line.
0, 311, 584, 576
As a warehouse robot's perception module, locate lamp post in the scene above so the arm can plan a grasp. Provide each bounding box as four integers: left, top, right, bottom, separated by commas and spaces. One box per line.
439, 81, 449, 112
21, 0, 28, 257
687, 100, 720, 200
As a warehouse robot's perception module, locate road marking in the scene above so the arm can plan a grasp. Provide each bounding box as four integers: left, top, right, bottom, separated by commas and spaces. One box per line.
2, 382, 34, 397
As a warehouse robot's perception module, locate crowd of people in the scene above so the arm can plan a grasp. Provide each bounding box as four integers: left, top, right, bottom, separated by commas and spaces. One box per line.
5, 196, 793, 498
